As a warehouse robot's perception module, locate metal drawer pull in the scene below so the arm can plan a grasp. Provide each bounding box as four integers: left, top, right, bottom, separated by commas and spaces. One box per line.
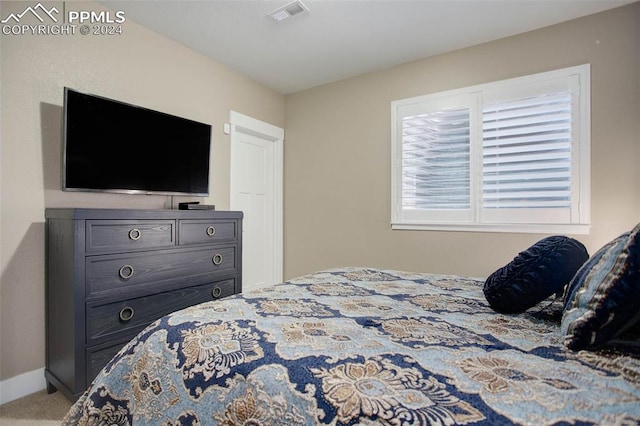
212, 254, 223, 265
206, 226, 216, 237
119, 306, 135, 322
212, 287, 222, 298
128, 228, 142, 241
119, 264, 135, 279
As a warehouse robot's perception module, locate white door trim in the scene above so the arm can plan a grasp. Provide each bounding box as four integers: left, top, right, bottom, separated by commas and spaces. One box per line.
229, 111, 284, 285
230, 111, 284, 141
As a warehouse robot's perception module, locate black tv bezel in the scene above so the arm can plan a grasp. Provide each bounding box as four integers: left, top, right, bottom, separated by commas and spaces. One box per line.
62, 87, 212, 197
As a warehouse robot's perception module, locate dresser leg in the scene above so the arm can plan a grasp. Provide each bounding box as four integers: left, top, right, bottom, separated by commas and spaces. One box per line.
46, 380, 57, 394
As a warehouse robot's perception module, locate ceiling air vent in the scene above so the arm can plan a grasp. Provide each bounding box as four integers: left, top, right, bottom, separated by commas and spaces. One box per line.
268, 0, 309, 22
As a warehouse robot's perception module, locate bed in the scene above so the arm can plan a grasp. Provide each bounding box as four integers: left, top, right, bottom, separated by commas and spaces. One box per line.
63, 264, 640, 425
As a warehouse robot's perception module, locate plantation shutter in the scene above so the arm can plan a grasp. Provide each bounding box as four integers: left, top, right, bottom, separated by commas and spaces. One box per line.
391, 64, 589, 232
482, 91, 573, 210
401, 108, 471, 210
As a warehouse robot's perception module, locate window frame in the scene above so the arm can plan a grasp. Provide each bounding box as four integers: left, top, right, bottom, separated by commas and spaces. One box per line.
391, 64, 590, 234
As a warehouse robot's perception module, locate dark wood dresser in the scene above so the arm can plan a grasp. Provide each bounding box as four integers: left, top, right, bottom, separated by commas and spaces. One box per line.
44, 208, 243, 400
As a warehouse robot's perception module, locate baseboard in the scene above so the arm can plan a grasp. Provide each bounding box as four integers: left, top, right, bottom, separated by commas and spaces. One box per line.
0, 368, 46, 405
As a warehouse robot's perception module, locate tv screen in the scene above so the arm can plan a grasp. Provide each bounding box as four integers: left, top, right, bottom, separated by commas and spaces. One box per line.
62, 88, 212, 196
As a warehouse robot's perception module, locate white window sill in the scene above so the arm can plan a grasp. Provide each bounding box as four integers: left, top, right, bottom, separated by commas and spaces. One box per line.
391, 222, 590, 235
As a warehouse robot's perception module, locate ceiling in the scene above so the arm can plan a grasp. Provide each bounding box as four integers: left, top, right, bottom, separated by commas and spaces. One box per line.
98, 0, 636, 95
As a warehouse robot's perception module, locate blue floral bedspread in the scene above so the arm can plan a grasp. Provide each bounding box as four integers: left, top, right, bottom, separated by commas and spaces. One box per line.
63, 267, 640, 425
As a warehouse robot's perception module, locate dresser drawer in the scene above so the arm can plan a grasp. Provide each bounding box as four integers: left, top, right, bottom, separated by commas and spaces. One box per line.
86, 341, 126, 385
86, 279, 236, 345
178, 219, 238, 245
86, 220, 175, 253
86, 246, 237, 299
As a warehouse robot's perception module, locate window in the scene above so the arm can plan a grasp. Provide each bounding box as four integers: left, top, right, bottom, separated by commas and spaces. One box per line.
391, 65, 590, 233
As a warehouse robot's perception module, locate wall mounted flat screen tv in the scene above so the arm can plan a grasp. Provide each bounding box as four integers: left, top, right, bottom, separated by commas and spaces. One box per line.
63, 87, 212, 196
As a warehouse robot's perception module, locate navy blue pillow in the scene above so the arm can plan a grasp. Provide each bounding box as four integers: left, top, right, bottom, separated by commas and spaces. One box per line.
561, 223, 640, 350
484, 236, 589, 314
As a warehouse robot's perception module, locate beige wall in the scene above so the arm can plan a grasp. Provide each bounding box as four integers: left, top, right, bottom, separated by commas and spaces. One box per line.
0, 1, 284, 380
283, 3, 640, 280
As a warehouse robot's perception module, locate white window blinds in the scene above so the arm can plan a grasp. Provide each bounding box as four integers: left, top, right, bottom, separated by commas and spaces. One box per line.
391, 65, 590, 233
402, 108, 471, 210
482, 91, 572, 210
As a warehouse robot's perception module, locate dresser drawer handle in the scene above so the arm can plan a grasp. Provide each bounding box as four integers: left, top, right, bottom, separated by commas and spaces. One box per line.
206, 226, 216, 237
212, 254, 223, 265
119, 306, 135, 322
118, 264, 135, 279
128, 228, 142, 241
212, 287, 223, 298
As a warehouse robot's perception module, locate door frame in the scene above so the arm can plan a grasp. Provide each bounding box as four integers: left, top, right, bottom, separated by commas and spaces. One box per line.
229, 111, 284, 285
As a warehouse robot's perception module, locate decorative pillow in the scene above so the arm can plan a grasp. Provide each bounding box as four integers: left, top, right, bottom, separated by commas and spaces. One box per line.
561, 223, 640, 351
483, 236, 589, 314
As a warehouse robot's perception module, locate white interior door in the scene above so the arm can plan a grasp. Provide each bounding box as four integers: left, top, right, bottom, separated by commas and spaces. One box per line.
229, 111, 283, 292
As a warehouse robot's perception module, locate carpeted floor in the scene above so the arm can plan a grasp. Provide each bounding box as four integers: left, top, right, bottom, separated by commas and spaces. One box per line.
0, 390, 72, 425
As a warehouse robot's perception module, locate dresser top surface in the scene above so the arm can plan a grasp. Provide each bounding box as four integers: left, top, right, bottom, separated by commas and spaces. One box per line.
45, 208, 243, 220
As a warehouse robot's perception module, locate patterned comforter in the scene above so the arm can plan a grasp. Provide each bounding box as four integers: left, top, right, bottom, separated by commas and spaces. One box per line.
63, 267, 640, 425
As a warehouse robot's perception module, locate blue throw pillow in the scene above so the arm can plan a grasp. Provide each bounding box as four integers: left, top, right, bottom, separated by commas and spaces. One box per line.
561, 223, 640, 350
483, 236, 589, 314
